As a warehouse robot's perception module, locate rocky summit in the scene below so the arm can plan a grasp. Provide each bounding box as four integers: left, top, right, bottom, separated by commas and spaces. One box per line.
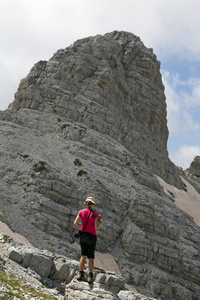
0, 31, 200, 299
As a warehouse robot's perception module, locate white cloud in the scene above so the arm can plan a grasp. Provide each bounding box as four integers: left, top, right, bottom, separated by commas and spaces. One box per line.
1, 0, 200, 61
183, 78, 200, 108
150, 0, 200, 58
162, 70, 200, 134
170, 145, 200, 169
162, 69, 200, 168
182, 111, 200, 131
162, 71, 181, 134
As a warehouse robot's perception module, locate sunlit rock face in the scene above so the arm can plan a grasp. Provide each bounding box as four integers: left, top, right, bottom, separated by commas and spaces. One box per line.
9, 31, 183, 188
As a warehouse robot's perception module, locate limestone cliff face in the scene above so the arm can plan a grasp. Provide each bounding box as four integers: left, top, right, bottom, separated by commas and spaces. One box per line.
9, 31, 183, 188
0, 31, 200, 299
185, 156, 200, 193
188, 156, 200, 180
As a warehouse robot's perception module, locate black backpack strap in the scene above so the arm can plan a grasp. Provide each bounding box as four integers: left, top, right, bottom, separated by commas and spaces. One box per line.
82, 211, 92, 233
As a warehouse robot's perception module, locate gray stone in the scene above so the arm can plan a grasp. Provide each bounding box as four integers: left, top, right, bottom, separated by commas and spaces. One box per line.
29, 254, 54, 278
95, 272, 125, 294
22, 252, 33, 268
52, 259, 79, 283
65, 277, 119, 300
118, 291, 157, 300
9, 249, 23, 263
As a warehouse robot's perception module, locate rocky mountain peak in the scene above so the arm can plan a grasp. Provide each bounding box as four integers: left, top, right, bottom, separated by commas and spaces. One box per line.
9, 30, 182, 188
10, 31, 167, 141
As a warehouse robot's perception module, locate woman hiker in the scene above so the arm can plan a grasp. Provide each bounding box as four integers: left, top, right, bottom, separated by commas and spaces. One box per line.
74, 196, 101, 283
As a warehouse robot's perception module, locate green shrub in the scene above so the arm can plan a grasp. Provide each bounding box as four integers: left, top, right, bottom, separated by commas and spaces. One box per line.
73, 158, 82, 166
77, 170, 88, 176
21, 154, 30, 159
33, 161, 49, 173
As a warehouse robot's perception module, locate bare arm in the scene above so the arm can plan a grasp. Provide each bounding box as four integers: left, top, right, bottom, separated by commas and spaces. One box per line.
95, 214, 101, 229
74, 215, 82, 227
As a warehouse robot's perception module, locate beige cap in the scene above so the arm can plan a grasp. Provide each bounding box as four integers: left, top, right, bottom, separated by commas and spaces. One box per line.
84, 196, 96, 205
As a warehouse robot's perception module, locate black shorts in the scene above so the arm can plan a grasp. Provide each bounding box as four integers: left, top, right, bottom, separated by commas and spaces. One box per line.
80, 232, 97, 259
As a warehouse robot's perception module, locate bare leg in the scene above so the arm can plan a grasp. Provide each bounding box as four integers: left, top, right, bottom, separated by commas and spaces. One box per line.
88, 258, 94, 273
79, 255, 86, 271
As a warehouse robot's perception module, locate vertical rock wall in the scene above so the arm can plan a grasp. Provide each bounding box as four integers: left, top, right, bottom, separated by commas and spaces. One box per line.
9, 31, 183, 189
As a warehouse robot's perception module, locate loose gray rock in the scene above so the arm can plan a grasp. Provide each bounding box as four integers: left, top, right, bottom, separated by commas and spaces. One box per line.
95, 272, 125, 294
5, 239, 151, 299
65, 277, 119, 300
118, 291, 157, 300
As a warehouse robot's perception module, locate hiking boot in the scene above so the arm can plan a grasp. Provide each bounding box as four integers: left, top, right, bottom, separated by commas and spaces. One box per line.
87, 272, 93, 284
77, 271, 87, 282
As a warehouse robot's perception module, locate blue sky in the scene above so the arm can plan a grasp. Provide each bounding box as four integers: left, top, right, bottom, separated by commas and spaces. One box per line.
0, 0, 200, 169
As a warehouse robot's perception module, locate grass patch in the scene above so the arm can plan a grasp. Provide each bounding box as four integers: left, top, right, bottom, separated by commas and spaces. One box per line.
33, 161, 49, 174
21, 154, 30, 159
2, 235, 11, 243
94, 267, 106, 273
77, 170, 88, 177
0, 271, 55, 299
73, 158, 82, 166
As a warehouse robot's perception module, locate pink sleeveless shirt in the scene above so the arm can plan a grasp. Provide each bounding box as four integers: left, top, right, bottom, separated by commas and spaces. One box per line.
78, 208, 99, 235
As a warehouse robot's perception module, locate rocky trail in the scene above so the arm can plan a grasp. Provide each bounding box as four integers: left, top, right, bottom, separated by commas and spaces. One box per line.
0, 232, 154, 299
